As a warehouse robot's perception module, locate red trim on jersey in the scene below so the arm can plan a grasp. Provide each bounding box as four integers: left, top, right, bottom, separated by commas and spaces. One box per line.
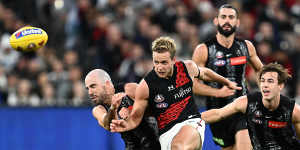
230, 56, 246, 66
268, 121, 287, 128
157, 96, 191, 129
128, 106, 133, 111
175, 62, 190, 88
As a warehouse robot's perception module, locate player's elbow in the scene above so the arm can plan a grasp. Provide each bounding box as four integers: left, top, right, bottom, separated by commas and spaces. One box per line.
201, 112, 212, 123
202, 109, 222, 124
101, 121, 111, 131
201, 68, 214, 81
129, 115, 142, 129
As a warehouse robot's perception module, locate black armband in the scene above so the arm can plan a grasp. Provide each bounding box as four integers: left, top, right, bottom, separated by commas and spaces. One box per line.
195, 67, 201, 79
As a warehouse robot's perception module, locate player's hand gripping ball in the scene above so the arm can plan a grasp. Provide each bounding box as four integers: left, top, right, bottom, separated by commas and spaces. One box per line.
9, 26, 48, 52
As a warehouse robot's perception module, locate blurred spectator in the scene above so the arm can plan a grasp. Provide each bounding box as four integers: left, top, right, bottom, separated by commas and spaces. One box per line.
48, 59, 68, 87
272, 50, 295, 96
70, 81, 89, 106
0, 33, 19, 72
57, 65, 83, 106
40, 83, 56, 106
296, 81, 300, 105
173, 17, 198, 59
7, 79, 40, 107
0, 65, 7, 105
197, 0, 216, 41
254, 21, 275, 44
35, 71, 50, 96
118, 43, 148, 82
133, 16, 152, 54
238, 12, 256, 40
113, 1, 136, 38
154, 0, 178, 33
2, 0, 38, 25
96, 23, 124, 76
256, 40, 274, 64
63, 50, 79, 70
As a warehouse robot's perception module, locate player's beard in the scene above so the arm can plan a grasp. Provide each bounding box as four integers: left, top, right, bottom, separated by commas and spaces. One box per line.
93, 87, 112, 106
217, 23, 237, 37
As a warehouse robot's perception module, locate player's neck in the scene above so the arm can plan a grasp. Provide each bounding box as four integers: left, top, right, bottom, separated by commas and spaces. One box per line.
262, 94, 281, 111
216, 33, 235, 48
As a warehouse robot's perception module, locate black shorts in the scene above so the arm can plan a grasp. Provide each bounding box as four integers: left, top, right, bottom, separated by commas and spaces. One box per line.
209, 113, 247, 147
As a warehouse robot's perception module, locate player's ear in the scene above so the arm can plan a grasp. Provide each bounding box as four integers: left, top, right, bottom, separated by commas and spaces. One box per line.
105, 80, 115, 93
213, 17, 218, 26
106, 80, 113, 88
279, 83, 285, 91
237, 18, 240, 28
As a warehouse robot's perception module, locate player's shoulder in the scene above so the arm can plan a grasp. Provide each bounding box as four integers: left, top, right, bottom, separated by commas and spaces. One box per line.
234, 95, 249, 113
183, 60, 196, 67
137, 79, 150, 91
124, 83, 138, 91
292, 103, 300, 122
182, 60, 199, 77
242, 39, 255, 47
194, 43, 207, 52
196, 37, 219, 53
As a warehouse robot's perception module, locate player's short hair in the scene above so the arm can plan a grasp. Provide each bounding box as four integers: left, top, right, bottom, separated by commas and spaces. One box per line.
97, 69, 112, 84
259, 63, 291, 84
151, 36, 176, 59
217, 4, 239, 18
86, 69, 112, 84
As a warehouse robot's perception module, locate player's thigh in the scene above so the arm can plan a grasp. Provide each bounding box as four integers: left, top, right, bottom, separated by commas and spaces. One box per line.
172, 125, 201, 150
234, 129, 251, 150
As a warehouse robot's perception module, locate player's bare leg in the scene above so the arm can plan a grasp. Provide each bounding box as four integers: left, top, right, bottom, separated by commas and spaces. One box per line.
171, 125, 201, 150
233, 129, 251, 150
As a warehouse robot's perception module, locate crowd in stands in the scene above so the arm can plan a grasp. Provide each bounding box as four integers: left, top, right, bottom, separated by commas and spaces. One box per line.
0, 0, 300, 107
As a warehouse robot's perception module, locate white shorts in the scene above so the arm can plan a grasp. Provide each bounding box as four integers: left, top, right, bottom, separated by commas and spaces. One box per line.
159, 118, 205, 150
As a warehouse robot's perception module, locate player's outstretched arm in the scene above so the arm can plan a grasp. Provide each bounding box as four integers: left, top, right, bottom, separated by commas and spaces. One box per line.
185, 60, 241, 91
199, 66, 241, 90
92, 93, 125, 131
124, 83, 138, 99
193, 82, 236, 98
93, 105, 117, 131
110, 80, 149, 132
192, 44, 237, 98
292, 103, 300, 139
246, 40, 263, 73
202, 95, 248, 123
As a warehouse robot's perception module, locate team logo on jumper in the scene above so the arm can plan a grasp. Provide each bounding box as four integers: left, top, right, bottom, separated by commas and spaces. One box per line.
254, 110, 262, 117
154, 94, 165, 103
168, 85, 175, 91
216, 51, 224, 58
249, 102, 259, 112
214, 60, 226, 66
156, 102, 168, 108
15, 28, 43, 39
226, 54, 232, 58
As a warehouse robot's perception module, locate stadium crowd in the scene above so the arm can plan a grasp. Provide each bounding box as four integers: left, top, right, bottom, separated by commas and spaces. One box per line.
0, 0, 300, 107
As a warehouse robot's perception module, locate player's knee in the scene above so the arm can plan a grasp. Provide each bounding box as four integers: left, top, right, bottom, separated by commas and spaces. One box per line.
171, 139, 199, 150
171, 139, 183, 150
